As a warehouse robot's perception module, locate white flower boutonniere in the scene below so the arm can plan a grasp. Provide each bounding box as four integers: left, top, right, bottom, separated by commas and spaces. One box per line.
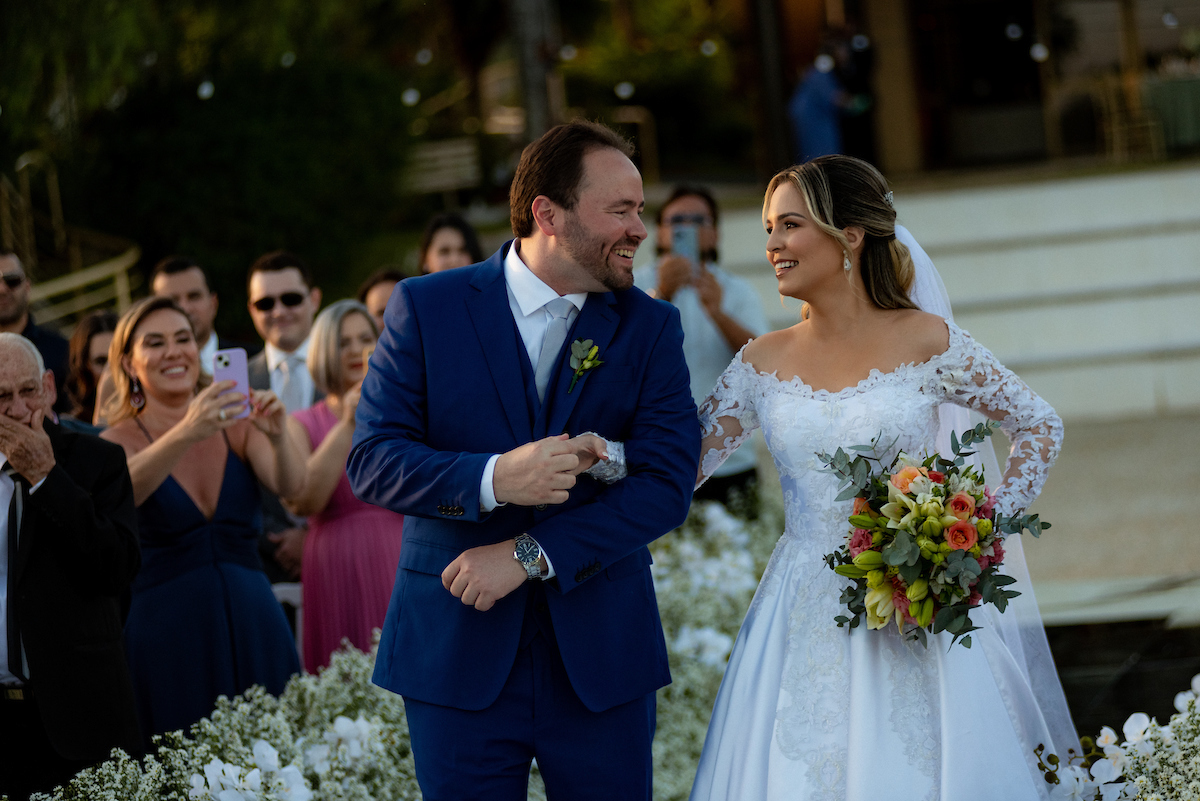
568, 339, 603, 393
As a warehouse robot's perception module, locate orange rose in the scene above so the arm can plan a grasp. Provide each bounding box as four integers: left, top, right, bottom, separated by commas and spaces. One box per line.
945, 520, 978, 551
890, 466, 924, 494
947, 492, 976, 521
853, 497, 874, 517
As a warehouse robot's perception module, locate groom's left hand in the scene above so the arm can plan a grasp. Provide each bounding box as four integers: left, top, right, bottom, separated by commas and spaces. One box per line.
442, 540, 527, 611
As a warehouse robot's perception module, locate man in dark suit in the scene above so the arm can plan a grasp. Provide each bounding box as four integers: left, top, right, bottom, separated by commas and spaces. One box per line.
0, 333, 141, 801
245, 252, 323, 583
348, 121, 699, 800
150, 256, 261, 375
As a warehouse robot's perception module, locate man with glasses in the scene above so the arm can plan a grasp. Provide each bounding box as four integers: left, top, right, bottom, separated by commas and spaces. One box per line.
0, 251, 70, 414
634, 186, 769, 509
246, 251, 323, 585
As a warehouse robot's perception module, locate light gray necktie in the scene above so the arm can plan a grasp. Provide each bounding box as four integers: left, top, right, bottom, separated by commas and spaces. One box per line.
534, 298, 577, 402
278, 355, 305, 413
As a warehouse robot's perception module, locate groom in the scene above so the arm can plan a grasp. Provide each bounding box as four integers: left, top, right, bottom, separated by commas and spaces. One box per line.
347, 120, 699, 800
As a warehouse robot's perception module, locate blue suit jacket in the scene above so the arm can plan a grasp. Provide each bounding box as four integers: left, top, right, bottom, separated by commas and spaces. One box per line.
348, 242, 699, 713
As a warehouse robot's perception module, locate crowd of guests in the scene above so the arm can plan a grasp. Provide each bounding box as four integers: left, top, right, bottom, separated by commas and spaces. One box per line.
0, 188, 764, 800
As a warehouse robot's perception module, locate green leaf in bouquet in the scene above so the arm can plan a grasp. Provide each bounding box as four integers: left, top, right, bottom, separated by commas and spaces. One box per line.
992, 575, 1018, 587
961, 635, 973, 649
933, 606, 957, 632
898, 561, 923, 585
910, 626, 928, 648
883, 531, 919, 566
852, 459, 869, 488
835, 484, 861, 502
950, 430, 960, 455
847, 444, 876, 452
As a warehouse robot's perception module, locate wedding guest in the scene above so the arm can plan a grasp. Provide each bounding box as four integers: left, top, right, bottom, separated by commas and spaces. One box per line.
100, 297, 303, 739
356, 268, 406, 331
0, 333, 140, 801
283, 300, 403, 672
418, 213, 483, 274
634, 186, 769, 510
246, 251, 323, 585
0, 250, 69, 413
66, 310, 117, 425
151, 255, 260, 375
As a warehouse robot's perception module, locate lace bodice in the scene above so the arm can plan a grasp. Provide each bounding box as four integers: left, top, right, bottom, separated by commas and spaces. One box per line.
697, 321, 1062, 520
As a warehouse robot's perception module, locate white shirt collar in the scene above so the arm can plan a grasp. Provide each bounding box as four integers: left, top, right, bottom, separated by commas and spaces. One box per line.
265, 337, 310, 373
503, 241, 587, 317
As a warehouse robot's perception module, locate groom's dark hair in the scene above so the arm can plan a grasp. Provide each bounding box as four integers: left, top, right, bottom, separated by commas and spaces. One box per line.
510, 120, 635, 238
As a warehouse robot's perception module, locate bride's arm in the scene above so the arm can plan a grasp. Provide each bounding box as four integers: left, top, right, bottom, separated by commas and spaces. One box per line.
938, 330, 1064, 517
565, 349, 763, 489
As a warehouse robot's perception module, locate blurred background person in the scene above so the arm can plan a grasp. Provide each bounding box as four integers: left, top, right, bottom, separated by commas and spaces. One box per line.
245, 251, 323, 588
0, 250, 69, 414
151, 255, 259, 376
0, 333, 140, 801
356, 268, 406, 331
100, 296, 303, 739
635, 185, 768, 509
788, 49, 846, 162
418, 212, 483, 274
283, 300, 403, 673
66, 310, 117, 426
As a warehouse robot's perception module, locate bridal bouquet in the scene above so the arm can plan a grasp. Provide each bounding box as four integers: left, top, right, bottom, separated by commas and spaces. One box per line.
819, 422, 1050, 649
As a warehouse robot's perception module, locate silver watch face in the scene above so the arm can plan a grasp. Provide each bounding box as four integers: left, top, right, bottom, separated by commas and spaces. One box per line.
515, 538, 540, 565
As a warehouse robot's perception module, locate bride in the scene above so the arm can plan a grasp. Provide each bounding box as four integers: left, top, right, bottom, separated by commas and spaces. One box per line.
586, 155, 1077, 799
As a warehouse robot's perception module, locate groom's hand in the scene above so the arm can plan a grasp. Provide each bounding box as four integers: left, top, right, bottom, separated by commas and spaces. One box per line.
493, 434, 579, 506
442, 540, 527, 611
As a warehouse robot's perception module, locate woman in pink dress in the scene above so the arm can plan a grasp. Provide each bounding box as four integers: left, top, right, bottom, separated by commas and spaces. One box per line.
284, 299, 403, 673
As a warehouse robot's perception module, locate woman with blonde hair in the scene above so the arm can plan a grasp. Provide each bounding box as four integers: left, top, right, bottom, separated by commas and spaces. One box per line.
283, 299, 404, 672
586, 156, 1076, 799
101, 296, 303, 739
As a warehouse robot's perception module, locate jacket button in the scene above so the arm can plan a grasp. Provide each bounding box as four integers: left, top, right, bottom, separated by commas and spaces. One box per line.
535, 504, 546, 511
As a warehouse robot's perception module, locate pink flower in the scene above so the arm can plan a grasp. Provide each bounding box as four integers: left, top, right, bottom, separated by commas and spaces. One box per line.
980, 486, 996, 518
991, 540, 1005, 566
977, 554, 991, 570
848, 528, 874, 556
892, 590, 916, 624
968, 589, 982, 607
927, 470, 946, 484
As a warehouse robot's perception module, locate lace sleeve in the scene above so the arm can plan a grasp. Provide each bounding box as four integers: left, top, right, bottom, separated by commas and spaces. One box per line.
935, 326, 1063, 518
697, 349, 762, 489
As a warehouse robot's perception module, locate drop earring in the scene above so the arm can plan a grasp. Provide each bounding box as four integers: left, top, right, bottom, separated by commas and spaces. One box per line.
130, 376, 145, 410
843, 253, 852, 273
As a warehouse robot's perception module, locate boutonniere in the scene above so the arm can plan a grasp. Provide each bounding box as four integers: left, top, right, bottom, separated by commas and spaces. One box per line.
568, 339, 603, 393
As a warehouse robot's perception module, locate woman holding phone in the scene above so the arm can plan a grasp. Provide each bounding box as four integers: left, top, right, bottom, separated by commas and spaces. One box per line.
100, 296, 304, 739
283, 300, 404, 673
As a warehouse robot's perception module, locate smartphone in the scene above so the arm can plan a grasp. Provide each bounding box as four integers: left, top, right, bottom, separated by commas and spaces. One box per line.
671, 224, 701, 277
212, 347, 251, 420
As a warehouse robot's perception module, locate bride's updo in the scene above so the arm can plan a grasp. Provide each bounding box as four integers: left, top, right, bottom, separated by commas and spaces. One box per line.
764, 155, 917, 312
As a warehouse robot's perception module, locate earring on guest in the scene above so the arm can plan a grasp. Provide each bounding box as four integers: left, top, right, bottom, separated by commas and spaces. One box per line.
130, 376, 145, 410
843, 253, 852, 273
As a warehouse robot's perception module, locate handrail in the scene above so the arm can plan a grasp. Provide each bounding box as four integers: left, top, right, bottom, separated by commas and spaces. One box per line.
30, 245, 141, 326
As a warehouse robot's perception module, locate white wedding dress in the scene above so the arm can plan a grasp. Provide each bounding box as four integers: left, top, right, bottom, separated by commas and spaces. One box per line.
688, 320, 1073, 801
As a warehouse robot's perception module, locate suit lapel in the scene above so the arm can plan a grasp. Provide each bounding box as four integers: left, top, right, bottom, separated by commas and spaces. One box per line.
547, 291, 619, 435
466, 247, 534, 444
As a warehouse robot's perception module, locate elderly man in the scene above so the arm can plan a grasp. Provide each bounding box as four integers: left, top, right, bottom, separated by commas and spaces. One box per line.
0, 333, 140, 801
0, 251, 69, 413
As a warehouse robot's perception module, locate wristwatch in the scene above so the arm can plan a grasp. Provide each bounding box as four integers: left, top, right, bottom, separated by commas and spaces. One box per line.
514, 534, 544, 580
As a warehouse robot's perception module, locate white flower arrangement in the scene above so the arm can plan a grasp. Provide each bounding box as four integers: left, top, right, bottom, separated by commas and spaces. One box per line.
22, 497, 782, 801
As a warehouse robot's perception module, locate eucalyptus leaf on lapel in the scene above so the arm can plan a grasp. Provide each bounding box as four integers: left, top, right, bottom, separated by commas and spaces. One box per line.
568, 339, 604, 393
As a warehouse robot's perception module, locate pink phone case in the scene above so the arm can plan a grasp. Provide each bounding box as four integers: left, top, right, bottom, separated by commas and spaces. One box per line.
212, 348, 251, 420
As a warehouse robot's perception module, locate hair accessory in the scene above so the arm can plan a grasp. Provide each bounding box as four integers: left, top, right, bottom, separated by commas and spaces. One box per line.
130, 376, 145, 410
884, 190, 895, 210
843, 253, 852, 273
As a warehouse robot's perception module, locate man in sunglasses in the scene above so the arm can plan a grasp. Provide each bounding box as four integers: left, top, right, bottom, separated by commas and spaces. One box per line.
634, 186, 769, 510
246, 251, 323, 587
0, 251, 70, 415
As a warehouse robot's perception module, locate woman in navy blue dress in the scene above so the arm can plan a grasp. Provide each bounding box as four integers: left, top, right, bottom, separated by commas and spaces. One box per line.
101, 297, 305, 739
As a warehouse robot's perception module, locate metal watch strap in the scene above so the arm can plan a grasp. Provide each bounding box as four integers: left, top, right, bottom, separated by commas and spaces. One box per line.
514, 533, 543, 580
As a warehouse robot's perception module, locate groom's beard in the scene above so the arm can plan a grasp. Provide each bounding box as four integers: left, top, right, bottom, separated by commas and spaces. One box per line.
562, 212, 637, 292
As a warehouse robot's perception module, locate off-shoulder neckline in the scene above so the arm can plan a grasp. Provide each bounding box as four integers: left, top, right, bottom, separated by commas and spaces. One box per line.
733, 319, 966, 400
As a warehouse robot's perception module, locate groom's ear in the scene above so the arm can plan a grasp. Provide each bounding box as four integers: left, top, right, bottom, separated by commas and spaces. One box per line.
531, 195, 560, 237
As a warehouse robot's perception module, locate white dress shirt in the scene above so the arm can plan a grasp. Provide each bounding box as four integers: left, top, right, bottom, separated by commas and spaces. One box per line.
0, 452, 43, 685
265, 338, 315, 414
198, 331, 219, 376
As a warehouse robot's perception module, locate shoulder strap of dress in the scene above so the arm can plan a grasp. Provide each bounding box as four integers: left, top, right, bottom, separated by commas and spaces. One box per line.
133, 416, 154, 443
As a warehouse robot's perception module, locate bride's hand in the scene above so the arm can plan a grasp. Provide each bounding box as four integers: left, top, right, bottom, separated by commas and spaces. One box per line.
564, 433, 609, 475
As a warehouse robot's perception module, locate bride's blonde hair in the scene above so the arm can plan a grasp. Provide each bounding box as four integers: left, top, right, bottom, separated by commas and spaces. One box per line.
763, 156, 917, 314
